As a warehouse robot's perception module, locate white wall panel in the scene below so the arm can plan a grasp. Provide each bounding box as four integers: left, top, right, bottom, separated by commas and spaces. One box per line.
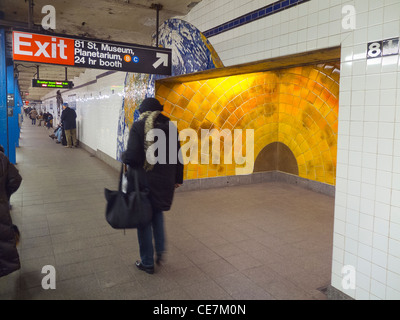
42, 70, 125, 160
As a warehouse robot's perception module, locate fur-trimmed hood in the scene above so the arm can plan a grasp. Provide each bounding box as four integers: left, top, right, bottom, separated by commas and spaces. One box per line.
122, 112, 183, 211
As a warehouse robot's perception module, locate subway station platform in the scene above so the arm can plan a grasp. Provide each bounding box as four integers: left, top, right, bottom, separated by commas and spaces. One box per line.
0, 118, 335, 300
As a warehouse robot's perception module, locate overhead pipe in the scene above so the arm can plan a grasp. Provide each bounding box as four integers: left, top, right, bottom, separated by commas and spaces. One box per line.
0, 0, 39, 31
27, 0, 34, 30
151, 3, 163, 47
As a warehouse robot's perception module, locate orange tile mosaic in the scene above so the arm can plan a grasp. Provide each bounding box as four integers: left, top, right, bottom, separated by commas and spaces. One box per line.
156, 63, 340, 186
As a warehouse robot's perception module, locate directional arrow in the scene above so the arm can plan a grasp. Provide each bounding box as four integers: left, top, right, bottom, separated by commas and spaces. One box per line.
153, 52, 169, 69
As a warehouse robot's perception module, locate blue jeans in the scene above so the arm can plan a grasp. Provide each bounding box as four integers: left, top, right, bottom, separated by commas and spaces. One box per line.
137, 209, 165, 267
55, 128, 62, 142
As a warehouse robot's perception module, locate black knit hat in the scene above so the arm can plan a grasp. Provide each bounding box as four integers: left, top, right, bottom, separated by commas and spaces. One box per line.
139, 98, 163, 113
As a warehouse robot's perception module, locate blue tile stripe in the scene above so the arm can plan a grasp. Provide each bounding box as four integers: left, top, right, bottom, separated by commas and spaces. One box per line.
203, 0, 310, 38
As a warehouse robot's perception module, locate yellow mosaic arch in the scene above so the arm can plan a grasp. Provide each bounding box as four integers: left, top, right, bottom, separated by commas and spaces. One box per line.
156, 63, 340, 185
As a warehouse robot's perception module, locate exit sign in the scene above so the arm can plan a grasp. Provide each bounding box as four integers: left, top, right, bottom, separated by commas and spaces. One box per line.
32, 79, 74, 89
13, 31, 171, 75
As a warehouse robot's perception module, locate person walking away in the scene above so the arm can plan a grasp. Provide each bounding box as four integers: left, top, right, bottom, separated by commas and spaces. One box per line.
122, 97, 184, 274
61, 103, 77, 148
0, 145, 22, 278
25, 106, 31, 118
29, 108, 38, 125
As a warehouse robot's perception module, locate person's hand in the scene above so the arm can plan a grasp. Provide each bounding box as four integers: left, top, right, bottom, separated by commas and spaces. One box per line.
175, 184, 182, 189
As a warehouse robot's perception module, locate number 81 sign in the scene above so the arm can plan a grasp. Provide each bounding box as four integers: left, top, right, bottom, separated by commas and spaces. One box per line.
367, 37, 400, 59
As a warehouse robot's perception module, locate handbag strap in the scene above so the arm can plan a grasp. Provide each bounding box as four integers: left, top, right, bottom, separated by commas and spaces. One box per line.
133, 168, 142, 207
118, 163, 124, 191
120, 165, 142, 206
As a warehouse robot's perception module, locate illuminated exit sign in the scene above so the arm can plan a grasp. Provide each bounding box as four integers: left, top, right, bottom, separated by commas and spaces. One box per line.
13, 31, 171, 75
32, 79, 74, 89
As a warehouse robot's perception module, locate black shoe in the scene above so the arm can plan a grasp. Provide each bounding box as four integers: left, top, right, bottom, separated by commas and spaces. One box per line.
135, 260, 154, 274
156, 254, 164, 266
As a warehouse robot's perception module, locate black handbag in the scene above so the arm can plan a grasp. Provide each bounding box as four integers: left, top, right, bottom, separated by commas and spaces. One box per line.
104, 165, 153, 229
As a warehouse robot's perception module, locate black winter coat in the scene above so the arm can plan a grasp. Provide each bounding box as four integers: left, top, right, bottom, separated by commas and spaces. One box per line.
122, 114, 184, 212
0, 152, 22, 278
61, 107, 77, 130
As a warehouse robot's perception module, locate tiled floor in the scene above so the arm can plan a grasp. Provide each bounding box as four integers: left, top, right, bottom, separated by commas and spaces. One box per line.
0, 118, 335, 300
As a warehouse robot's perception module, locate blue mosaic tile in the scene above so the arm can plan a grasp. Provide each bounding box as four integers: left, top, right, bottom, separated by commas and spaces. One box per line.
116, 19, 222, 161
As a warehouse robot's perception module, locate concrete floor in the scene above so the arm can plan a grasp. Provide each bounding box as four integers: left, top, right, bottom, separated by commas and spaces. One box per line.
0, 118, 335, 300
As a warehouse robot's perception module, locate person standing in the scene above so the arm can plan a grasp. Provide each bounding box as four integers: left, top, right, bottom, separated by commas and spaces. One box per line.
61, 103, 78, 148
0, 145, 22, 278
122, 97, 184, 274
29, 107, 38, 125
37, 111, 43, 126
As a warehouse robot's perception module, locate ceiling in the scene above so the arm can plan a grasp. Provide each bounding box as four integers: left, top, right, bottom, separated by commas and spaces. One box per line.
0, 0, 202, 101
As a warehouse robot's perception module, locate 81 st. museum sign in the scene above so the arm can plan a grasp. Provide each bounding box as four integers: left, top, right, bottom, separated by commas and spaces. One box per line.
12, 31, 172, 75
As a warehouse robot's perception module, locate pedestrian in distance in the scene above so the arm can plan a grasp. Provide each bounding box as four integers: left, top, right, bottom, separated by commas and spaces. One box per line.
122, 97, 184, 274
25, 106, 31, 118
37, 111, 44, 126
61, 103, 78, 148
29, 107, 38, 125
0, 145, 22, 278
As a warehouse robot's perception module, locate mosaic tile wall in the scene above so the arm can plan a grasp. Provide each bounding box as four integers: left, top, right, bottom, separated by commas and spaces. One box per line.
116, 19, 224, 161
156, 63, 340, 185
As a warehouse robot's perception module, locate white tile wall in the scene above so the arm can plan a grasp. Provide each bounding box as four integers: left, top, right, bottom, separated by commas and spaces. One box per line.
183, 0, 400, 299
42, 70, 126, 159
